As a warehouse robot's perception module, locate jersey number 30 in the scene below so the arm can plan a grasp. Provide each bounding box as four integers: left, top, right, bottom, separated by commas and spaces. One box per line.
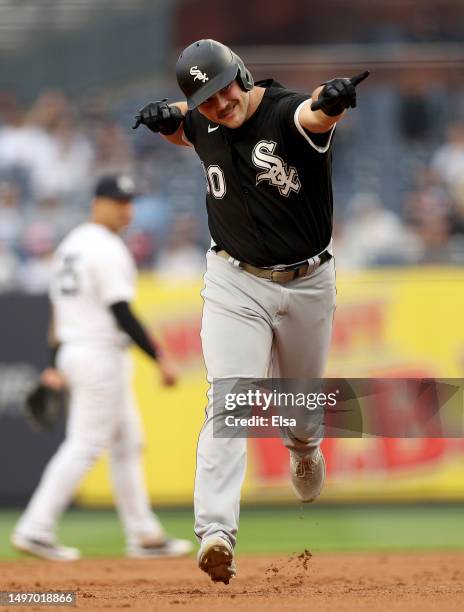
202, 164, 226, 199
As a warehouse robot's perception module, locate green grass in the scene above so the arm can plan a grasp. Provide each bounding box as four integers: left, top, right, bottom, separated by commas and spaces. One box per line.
1, 505, 463, 560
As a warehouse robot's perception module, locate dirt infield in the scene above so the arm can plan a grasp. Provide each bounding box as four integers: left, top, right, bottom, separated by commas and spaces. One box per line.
1, 552, 463, 611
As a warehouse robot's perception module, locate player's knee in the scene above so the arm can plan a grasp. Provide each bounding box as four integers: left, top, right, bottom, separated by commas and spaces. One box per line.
67, 437, 109, 465
111, 437, 144, 460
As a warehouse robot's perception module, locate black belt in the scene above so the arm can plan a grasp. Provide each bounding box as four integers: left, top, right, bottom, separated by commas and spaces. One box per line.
216, 249, 332, 283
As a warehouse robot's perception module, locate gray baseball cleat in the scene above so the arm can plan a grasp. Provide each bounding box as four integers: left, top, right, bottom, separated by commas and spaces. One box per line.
11, 532, 81, 561
290, 448, 326, 503
127, 536, 193, 559
197, 536, 236, 584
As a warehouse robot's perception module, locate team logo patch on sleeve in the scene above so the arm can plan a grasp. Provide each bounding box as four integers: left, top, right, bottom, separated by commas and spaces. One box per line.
252, 140, 301, 197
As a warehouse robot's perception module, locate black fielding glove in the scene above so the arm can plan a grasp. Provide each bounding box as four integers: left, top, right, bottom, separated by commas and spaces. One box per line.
132, 99, 184, 135
25, 383, 68, 431
311, 70, 370, 116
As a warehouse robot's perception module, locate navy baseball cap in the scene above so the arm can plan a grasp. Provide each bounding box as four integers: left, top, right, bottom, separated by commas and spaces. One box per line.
94, 174, 137, 201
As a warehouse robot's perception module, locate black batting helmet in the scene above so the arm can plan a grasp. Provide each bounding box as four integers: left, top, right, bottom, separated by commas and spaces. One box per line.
176, 39, 254, 110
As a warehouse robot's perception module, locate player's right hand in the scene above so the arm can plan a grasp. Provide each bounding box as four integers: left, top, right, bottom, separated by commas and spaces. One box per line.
157, 354, 178, 387
132, 100, 184, 135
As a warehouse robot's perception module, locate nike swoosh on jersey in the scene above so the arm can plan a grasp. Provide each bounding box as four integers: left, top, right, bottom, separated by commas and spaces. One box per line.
208, 124, 219, 133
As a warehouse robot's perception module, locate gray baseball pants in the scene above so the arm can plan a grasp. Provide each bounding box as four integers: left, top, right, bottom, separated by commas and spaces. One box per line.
195, 248, 336, 547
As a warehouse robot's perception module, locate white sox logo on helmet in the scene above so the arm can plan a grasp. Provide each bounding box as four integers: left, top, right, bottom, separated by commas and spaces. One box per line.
252, 140, 301, 197
190, 66, 209, 83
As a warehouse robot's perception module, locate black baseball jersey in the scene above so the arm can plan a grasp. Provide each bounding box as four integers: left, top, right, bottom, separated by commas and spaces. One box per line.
183, 79, 335, 267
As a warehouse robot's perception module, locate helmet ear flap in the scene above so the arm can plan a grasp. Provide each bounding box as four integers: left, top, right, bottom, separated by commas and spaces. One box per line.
235, 56, 254, 92
240, 68, 254, 92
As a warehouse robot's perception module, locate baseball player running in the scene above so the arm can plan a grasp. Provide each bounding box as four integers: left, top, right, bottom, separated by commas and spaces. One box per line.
133, 39, 368, 583
11, 174, 193, 561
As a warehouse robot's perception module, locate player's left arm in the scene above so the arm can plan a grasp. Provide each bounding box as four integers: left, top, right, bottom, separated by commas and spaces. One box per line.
40, 303, 67, 391
299, 71, 370, 134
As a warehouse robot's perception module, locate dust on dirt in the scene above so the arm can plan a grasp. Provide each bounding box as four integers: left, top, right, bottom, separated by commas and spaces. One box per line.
1, 551, 463, 611
264, 547, 313, 590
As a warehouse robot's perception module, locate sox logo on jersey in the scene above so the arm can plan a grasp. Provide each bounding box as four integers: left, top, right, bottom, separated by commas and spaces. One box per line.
252, 140, 301, 197
190, 66, 209, 83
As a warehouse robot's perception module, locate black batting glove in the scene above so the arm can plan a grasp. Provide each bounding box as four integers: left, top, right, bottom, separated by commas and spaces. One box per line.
311, 70, 370, 116
132, 99, 184, 135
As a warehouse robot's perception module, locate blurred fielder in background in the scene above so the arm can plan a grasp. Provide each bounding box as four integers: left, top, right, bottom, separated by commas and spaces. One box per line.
134, 39, 368, 583
11, 174, 193, 561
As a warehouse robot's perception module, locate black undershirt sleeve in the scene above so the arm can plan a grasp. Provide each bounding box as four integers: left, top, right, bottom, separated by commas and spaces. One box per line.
110, 301, 158, 361
183, 110, 196, 145
50, 345, 60, 367
304, 128, 333, 147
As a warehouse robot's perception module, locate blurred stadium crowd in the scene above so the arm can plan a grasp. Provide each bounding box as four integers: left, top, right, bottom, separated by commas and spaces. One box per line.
334, 119, 464, 270
1, 84, 464, 294
0, 0, 463, 293
0, 88, 209, 292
